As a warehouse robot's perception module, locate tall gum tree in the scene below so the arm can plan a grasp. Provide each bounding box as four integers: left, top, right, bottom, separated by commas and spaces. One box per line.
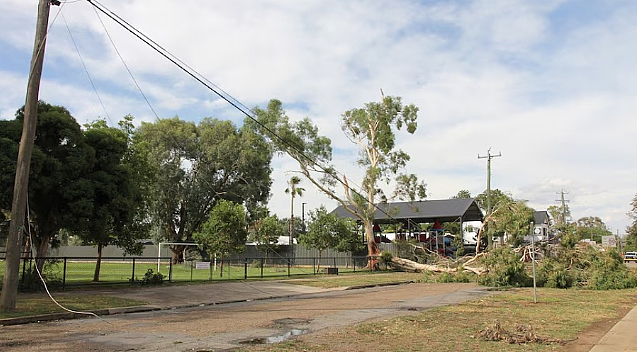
135, 117, 272, 262
252, 97, 425, 268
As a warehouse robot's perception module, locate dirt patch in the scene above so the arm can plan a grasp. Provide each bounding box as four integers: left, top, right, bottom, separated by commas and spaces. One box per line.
561, 303, 634, 352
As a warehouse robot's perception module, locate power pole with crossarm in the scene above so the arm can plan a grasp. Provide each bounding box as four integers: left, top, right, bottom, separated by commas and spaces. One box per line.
0, 0, 58, 313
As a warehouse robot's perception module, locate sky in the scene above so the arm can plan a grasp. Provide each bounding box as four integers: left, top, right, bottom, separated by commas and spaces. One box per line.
1, 0, 636, 234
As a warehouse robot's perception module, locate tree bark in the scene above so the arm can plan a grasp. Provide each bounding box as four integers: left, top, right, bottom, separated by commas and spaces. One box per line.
93, 243, 103, 282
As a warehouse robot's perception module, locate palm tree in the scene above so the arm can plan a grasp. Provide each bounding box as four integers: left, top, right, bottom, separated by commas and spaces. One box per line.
284, 176, 305, 245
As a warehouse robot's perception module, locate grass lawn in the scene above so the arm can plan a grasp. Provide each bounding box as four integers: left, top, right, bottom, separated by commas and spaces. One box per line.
0, 260, 367, 287
234, 287, 637, 352
0, 294, 146, 319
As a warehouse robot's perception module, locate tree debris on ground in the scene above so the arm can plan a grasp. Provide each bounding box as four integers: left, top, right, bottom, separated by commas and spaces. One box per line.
476, 320, 568, 345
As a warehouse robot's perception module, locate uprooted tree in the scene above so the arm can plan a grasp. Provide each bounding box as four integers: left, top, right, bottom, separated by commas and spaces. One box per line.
252, 96, 426, 269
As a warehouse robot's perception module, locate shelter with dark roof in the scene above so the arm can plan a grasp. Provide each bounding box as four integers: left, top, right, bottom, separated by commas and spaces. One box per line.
330, 198, 484, 228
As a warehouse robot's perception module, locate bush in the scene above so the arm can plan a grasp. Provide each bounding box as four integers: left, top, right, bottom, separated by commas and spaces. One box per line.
141, 269, 164, 285
477, 247, 530, 287
19, 260, 63, 292
583, 248, 637, 290
536, 257, 574, 289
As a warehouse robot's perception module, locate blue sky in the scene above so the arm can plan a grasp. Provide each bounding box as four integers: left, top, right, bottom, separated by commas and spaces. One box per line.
2, 0, 636, 234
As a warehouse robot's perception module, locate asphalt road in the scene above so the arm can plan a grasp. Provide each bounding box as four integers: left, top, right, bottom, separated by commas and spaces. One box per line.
0, 282, 493, 352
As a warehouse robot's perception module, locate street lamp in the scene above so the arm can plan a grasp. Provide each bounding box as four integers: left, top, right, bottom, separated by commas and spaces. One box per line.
302, 202, 307, 234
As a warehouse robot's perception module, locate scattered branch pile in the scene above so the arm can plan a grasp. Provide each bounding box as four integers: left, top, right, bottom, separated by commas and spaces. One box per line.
476, 320, 568, 345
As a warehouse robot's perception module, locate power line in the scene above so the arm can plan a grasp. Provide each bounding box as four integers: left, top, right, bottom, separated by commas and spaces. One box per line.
84, 0, 409, 228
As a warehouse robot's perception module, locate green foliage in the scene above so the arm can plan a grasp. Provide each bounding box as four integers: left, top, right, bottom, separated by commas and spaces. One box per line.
574, 216, 612, 243
136, 117, 272, 258
480, 194, 535, 248
299, 206, 356, 259
141, 269, 164, 285
18, 261, 63, 292
536, 257, 574, 288
626, 193, 637, 251
0, 102, 94, 261
420, 270, 475, 284
582, 248, 637, 290
477, 247, 530, 287
380, 251, 393, 265
193, 200, 248, 257
558, 225, 579, 249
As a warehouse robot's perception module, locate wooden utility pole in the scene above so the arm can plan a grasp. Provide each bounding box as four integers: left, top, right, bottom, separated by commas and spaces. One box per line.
1, 0, 54, 313
478, 148, 501, 249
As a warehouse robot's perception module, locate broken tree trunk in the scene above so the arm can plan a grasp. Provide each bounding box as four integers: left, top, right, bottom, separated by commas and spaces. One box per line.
384, 255, 487, 276
388, 256, 458, 273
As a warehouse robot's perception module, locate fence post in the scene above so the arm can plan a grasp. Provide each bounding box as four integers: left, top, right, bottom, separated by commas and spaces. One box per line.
313, 257, 316, 275
169, 260, 173, 283
131, 258, 136, 283
244, 258, 248, 280
287, 258, 291, 277
62, 258, 67, 290
353, 256, 356, 273
190, 262, 193, 281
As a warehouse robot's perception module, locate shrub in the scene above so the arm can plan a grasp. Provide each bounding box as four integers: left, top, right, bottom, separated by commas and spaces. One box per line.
19, 260, 63, 292
583, 248, 637, 290
141, 269, 164, 285
536, 257, 574, 289
477, 247, 530, 287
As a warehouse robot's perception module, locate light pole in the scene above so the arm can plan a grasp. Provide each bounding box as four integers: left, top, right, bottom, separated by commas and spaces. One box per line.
302, 202, 307, 234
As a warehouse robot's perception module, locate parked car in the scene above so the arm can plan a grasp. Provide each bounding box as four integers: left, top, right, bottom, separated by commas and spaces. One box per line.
624, 252, 637, 263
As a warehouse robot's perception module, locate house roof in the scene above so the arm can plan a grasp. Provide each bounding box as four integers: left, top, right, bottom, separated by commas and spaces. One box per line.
534, 211, 550, 225
330, 198, 484, 224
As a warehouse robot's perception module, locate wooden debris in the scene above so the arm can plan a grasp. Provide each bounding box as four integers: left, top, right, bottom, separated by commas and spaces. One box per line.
476, 320, 567, 345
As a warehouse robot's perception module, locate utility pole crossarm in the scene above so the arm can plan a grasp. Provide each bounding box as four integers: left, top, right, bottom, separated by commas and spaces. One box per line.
477, 148, 502, 250
1, 0, 56, 313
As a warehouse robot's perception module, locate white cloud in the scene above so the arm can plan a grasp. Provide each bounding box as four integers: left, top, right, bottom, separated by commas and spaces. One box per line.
2, 0, 636, 233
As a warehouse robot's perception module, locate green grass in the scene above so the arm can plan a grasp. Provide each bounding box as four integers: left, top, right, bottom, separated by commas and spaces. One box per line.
236, 287, 637, 352
0, 259, 369, 287
0, 294, 146, 319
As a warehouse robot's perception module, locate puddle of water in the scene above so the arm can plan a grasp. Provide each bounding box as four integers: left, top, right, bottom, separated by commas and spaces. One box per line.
238, 329, 308, 345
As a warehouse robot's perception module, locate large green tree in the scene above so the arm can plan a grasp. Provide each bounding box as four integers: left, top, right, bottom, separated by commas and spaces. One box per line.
135, 117, 272, 262
77, 120, 148, 281
574, 216, 612, 243
0, 102, 94, 271
252, 97, 424, 268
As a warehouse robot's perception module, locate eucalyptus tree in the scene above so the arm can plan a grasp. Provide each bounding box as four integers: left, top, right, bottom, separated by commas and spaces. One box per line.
251, 97, 424, 268
475, 191, 535, 250
135, 117, 272, 262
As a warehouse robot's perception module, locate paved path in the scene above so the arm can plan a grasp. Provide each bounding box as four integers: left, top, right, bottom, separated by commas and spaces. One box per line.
0, 282, 493, 351
588, 304, 637, 352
